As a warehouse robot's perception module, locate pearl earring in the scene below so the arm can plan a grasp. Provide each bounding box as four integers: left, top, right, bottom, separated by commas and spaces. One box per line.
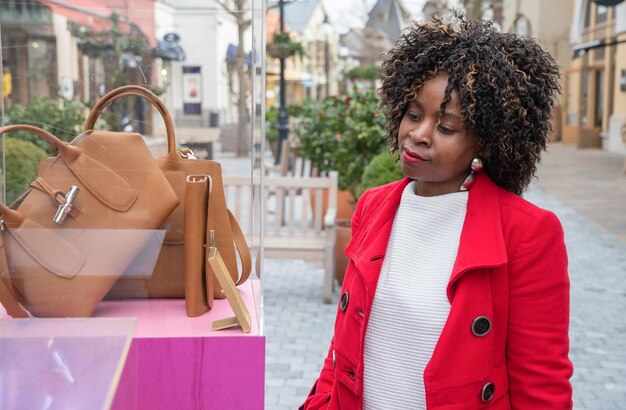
460, 157, 483, 191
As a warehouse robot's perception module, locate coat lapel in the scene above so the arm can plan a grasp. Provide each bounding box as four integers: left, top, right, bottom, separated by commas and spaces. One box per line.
347, 174, 508, 300
346, 178, 410, 292
446, 172, 508, 301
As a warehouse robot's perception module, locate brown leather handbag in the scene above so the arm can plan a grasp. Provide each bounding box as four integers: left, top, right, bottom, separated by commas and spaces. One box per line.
84, 85, 252, 301
0, 124, 179, 318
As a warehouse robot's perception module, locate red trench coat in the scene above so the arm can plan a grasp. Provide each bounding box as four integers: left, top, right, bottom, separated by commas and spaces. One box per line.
302, 173, 573, 409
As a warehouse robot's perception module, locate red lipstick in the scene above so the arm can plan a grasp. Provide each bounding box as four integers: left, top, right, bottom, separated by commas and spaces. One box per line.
402, 149, 426, 165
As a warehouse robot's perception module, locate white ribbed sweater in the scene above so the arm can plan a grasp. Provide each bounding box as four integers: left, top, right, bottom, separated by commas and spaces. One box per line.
363, 181, 468, 410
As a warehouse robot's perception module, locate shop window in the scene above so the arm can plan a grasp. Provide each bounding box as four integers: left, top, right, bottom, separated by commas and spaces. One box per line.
594, 70, 604, 128
581, 70, 589, 126
565, 70, 580, 126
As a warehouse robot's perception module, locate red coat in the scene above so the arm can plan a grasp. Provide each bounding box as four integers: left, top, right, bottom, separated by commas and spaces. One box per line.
302, 173, 573, 409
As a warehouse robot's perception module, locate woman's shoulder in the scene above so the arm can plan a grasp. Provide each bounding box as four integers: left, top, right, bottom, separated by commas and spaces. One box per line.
497, 186, 563, 236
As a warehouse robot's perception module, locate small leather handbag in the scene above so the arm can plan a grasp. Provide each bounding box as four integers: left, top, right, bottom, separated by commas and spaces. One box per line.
86, 85, 252, 301
0, 124, 179, 318
183, 174, 214, 316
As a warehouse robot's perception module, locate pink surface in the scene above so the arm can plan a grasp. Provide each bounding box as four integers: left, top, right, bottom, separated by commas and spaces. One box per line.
0, 281, 264, 409
98, 279, 264, 409
92, 279, 262, 337
111, 336, 265, 410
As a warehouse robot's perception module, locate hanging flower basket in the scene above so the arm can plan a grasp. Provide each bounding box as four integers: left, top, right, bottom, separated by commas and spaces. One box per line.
267, 32, 305, 60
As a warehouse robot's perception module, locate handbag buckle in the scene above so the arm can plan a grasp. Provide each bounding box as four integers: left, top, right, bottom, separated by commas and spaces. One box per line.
53, 186, 79, 224
178, 148, 198, 160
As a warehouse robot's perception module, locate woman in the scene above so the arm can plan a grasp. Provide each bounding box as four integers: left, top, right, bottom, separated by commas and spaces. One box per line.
301, 14, 573, 410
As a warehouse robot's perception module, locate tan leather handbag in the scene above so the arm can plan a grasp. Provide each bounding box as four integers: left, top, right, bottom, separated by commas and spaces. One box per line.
0, 124, 179, 318
84, 85, 252, 301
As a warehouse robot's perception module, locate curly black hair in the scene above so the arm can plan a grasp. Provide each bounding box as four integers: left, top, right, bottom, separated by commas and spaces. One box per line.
379, 13, 561, 195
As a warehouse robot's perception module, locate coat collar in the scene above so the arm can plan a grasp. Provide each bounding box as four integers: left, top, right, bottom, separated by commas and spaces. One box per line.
348, 173, 508, 301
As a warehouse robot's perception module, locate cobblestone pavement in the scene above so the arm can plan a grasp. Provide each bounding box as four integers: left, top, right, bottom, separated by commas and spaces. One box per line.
258, 143, 626, 409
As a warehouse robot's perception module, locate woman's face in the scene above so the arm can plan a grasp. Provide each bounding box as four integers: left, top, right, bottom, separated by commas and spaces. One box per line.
398, 75, 479, 196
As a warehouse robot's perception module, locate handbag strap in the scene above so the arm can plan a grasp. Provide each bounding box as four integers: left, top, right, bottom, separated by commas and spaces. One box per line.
228, 210, 252, 285
83, 85, 178, 159
0, 231, 29, 318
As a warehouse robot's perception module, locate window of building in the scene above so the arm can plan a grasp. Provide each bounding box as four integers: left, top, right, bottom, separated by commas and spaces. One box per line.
594, 46, 605, 61
595, 5, 608, 25
565, 71, 579, 126
581, 70, 589, 126
594, 70, 604, 128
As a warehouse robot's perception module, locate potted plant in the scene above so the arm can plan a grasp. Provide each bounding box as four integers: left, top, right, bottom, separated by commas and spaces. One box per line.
355, 151, 404, 200
267, 32, 305, 60
333, 151, 404, 283
295, 88, 387, 283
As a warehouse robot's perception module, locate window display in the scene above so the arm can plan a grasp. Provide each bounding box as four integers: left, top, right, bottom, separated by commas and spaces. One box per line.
1, 0, 265, 408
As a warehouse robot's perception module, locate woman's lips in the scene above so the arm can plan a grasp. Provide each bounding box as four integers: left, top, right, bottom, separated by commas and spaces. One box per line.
402, 149, 427, 165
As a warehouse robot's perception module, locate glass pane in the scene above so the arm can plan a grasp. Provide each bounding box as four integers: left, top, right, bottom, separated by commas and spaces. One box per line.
0, 0, 262, 331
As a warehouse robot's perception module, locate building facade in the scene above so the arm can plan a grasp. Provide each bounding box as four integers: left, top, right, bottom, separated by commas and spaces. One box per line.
501, 0, 574, 141
564, 0, 626, 152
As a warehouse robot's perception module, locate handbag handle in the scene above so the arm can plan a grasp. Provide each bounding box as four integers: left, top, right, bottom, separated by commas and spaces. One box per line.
83, 85, 177, 159
0, 124, 70, 152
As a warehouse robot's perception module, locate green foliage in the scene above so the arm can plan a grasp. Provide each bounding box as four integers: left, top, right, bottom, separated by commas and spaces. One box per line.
265, 104, 303, 142
346, 64, 379, 82
4, 137, 49, 204
6, 97, 86, 154
355, 151, 404, 200
265, 107, 279, 141
295, 89, 387, 197
268, 32, 305, 60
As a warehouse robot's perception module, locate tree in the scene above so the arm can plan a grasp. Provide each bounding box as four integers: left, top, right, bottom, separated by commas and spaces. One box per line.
216, 0, 252, 157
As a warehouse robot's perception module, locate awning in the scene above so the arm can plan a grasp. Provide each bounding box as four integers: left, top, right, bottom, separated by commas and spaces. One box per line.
37, 0, 156, 47
155, 40, 186, 62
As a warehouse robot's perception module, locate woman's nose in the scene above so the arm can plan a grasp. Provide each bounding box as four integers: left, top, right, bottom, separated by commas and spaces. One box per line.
408, 122, 433, 145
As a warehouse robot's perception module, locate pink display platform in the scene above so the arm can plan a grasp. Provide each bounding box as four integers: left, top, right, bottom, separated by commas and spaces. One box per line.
93, 279, 264, 410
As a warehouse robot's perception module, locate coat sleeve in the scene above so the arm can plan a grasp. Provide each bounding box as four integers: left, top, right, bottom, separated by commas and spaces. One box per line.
506, 210, 573, 408
300, 190, 369, 410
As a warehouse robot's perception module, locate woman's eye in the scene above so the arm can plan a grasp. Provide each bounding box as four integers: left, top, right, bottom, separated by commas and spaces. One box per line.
407, 112, 421, 122
438, 126, 454, 134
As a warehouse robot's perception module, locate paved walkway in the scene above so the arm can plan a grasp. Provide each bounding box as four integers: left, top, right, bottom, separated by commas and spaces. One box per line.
249, 142, 626, 409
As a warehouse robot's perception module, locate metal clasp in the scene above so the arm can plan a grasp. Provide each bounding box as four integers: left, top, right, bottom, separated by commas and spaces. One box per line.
53, 186, 79, 224
177, 147, 198, 160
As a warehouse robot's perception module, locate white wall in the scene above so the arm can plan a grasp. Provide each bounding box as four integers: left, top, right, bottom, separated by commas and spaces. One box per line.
155, 0, 244, 125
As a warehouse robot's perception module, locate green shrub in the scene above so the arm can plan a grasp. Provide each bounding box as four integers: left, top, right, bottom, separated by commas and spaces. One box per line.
355, 151, 404, 200
6, 97, 85, 154
4, 137, 49, 204
296, 89, 387, 198
346, 64, 379, 82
